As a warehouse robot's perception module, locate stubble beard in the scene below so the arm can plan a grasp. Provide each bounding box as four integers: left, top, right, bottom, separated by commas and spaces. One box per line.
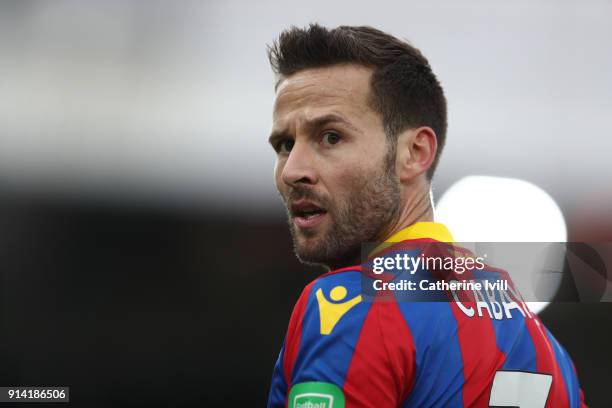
285, 151, 400, 269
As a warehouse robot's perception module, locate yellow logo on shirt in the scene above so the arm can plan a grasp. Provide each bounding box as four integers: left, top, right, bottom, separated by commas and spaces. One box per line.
316, 285, 362, 335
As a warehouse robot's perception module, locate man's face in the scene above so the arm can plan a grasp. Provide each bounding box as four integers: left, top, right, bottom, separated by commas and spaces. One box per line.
270, 64, 400, 269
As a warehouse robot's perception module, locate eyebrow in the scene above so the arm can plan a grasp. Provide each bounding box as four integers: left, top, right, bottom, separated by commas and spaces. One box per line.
268, 113, 362, 146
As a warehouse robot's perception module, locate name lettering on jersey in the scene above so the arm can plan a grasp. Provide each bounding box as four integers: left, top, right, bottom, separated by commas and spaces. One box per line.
450, 280, 534, 320
316, 286, 362, 335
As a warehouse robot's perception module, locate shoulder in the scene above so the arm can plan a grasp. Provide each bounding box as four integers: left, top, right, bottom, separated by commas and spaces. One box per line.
291, 267, 366, 337
287, 267, 418, 405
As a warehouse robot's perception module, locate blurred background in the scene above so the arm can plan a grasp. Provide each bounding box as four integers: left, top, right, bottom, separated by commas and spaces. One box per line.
0, 0, 610, 406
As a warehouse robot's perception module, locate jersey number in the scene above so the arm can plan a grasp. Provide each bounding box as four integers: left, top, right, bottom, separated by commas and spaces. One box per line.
489, 370, 552, 408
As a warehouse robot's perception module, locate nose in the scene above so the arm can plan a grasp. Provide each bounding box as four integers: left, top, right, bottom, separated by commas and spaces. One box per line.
280, 141, 318, 188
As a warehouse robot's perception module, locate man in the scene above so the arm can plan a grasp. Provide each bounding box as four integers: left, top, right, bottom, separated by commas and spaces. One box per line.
266, 24, 585, 407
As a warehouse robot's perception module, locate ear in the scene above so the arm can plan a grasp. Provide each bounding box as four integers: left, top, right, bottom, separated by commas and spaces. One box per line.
396, 126, 438, 182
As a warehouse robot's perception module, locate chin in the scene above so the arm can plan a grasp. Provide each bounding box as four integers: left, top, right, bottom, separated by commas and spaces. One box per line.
295, 243, 326, 265
291, 237, 329, 265
294, 241, 358, 271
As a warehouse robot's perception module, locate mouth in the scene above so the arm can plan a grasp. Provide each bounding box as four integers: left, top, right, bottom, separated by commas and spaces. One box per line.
290, 200, 328, 230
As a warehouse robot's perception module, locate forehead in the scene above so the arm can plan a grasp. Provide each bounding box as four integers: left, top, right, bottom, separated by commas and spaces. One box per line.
273, 65, 374, 121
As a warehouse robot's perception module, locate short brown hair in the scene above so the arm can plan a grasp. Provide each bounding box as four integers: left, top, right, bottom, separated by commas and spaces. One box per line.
268, 24, 447, 179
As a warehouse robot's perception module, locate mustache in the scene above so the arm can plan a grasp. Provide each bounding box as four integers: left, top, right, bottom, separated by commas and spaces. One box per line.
284, 187, 329, 208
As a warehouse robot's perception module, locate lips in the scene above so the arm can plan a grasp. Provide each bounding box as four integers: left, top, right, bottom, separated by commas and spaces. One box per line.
290, 200, 328, 229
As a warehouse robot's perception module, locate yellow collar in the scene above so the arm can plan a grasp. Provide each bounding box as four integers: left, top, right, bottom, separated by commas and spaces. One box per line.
385, 221, 454, 243
369, 222, 453, 257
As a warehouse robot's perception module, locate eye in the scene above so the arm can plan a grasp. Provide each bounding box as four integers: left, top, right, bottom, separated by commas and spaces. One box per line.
321, 131, 341, 146
277, 138, 294, 154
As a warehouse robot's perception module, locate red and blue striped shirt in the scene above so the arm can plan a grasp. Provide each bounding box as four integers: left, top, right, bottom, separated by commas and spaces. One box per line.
268, 223, 586, 407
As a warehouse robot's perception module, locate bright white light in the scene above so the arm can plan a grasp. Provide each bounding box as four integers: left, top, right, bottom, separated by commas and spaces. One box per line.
436, 176, 566, 242
435, 176, 567, 314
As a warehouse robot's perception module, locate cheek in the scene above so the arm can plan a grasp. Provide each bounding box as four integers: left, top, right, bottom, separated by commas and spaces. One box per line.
274, 160, 285, 193
332, 165, 384, 212
326, 166, 368, 207
333, 157, 378, 187
273, 160, 281, 182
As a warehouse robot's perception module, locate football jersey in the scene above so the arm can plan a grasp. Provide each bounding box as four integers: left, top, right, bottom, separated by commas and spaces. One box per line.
267, 222, 586, 408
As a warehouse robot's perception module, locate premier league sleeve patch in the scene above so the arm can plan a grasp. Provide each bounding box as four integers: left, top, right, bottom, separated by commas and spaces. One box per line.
288, 382, 345, 408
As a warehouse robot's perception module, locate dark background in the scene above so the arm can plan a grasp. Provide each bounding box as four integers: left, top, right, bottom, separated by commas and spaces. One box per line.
1, 192, 610, 407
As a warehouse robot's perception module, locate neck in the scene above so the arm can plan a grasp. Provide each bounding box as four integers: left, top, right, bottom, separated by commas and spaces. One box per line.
375, 182, 434, 243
